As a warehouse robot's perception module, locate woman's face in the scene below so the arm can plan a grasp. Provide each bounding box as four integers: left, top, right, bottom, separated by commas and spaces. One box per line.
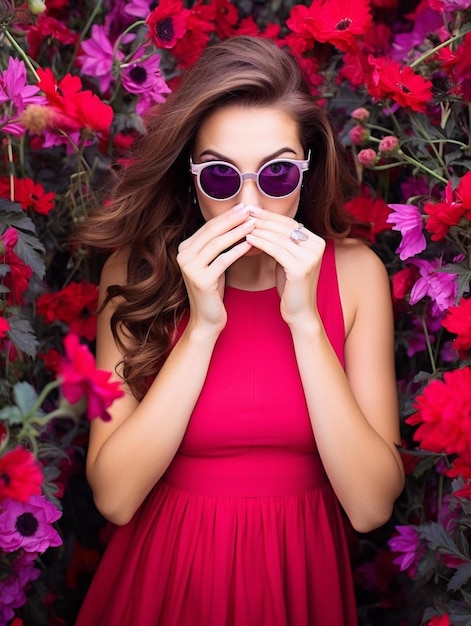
192, 105, 305, 221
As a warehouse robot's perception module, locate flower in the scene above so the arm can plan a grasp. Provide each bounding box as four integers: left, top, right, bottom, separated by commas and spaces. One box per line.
0, 447, 43, 503
366, 56, 434, 112
145, 0, 190, 49
406, 367, 471, 466
388, 525, 422, 573
0, 496, 62, 553
386, 204, 427, 260
441, 297, 471, 352
306, 0, 373, 52
345, 193, 392, 242
0, 317, 10, 339
427, 615, 451, 626
0, 552, 40, 624
378, 135, 399, 154
409, 258, 458, 315
121, 48, 171, 114
58, 334, 124, 421
36, 280, 99, 341
0, 57, 46, 135
77, 24, 124, 94
0, 176, 55, 215
0, 227, 33, 306
349, 124, 370, 145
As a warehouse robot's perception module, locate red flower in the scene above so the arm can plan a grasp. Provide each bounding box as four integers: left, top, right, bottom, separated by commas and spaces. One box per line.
146, 0, 190, 49
39, 348, 62, 373
426, 615, 450, 626
442, 298, 471, 353
59, 334, 124, 422
345, 193, 392, 243
0, 316, 10, 339
406, 367, 471, 466
37, 68, 113, 133
0, 176, 55, 215
0, 447, 43, 503
366, 56, 433, 112
391, 266, 417, 301
213, 0, 240, 40
171, 0, 216, 68
308, 0, 372, 52
36, 280, 99, 341
424, 200, 465, 241
0, 227, 33, 305
26, 14, 78, 59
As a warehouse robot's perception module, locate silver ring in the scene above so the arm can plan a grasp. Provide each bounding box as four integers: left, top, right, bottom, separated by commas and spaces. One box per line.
289, 223, 308, 243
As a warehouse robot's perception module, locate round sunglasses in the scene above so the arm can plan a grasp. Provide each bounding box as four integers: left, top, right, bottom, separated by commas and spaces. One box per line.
190, 151, 311, 201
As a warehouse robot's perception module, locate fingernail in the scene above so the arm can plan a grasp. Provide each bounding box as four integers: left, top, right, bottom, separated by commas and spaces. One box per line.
247, 205, 261, 215
232, 203, 247, 214
245, 218, 256, 227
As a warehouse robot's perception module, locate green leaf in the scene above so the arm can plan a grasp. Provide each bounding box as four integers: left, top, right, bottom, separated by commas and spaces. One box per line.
13, 381, 38, 416
8, 316, 39, 358
448, 563, 471, 592
0, 405, 24, 424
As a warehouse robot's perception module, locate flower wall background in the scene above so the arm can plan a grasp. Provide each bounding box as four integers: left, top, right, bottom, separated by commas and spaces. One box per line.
0, 0, 470, 624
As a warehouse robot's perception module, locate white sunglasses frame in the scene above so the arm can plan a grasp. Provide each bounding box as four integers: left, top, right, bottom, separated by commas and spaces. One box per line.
189, 151, 311, 201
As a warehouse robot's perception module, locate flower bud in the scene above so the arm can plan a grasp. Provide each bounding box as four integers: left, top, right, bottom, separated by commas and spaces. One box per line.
349, 124, 370, 145
20, 105, 55, 133
379, 135, 399, 154
350, 107, 370, 121
357, 148, 378, 167
28, 0, 47, 14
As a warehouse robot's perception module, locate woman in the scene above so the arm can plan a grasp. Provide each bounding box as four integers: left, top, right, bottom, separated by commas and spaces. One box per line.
76, 36, 404, 626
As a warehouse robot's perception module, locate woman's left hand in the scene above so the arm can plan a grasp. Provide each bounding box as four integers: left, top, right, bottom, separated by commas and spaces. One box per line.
246, 207, 326, 326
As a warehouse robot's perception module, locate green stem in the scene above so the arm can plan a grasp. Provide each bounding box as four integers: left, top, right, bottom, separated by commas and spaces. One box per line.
1, 28, 40, 81
399, 152, 448, 183
26, 378, 62, 421
410, 28, 471, 69
420, 314, 437, 374
64, 0, 105, 75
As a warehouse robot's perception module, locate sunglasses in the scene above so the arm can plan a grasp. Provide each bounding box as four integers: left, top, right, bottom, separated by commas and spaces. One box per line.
190, 151, 311, 201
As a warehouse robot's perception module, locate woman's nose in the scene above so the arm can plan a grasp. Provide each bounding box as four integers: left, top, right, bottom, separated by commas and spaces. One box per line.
237, 179, 261, 206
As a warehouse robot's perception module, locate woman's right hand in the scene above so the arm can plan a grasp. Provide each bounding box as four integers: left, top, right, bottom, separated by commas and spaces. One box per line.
176, 203, 254, 332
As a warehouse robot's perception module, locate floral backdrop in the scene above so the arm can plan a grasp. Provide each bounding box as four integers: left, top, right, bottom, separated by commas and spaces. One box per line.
0, 0, 470, 624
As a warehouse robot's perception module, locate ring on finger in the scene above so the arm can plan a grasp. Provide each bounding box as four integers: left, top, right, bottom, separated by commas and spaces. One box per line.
289, 223, 309, 244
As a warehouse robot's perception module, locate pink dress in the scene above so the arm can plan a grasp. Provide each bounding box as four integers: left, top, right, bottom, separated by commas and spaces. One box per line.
76, 239, 357, 626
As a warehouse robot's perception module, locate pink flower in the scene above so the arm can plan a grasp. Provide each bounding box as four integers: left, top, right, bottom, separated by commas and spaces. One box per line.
357, 148, 378, 166
0, 57, 46, 135
77, 24, 124, 94
0, 316, 9, 339
121, 47, 171, 115
0, 552, 40, 621
58, 334, 124, 421
426, 615, 450, 626
409, 258, 458, 315
0, 495, 62, 553
387, 204, 426, 260
388, 525, 422, 574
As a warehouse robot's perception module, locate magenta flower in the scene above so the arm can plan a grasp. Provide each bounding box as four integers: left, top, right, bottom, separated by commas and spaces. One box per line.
0, 496, 62, 553
58, 333, 124, 421
0, 57, 46, 135
409, 258, 458, 315
388, 525, 422, 572
125, 0, 154, 18
121, 48, 171, 115
77, 24, 124, 93
0, 552, 40, 621
387, 203, 427, 260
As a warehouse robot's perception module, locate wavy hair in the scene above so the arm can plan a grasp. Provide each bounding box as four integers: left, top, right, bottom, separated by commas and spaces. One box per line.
80, 36, 359, 399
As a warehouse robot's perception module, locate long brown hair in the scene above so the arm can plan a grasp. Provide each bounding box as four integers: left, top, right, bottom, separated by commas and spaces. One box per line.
80, 36, 358, 399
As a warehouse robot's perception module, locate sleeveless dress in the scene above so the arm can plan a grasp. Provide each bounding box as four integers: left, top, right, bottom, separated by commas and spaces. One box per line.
75, 239, 358, 626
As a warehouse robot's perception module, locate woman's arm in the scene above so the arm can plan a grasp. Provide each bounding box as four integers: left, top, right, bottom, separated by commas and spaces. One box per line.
290, 240, 404, 532
86, 208, 255, 525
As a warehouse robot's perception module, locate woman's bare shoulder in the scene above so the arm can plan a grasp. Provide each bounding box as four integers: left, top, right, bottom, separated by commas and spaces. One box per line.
333, 237, 388, 282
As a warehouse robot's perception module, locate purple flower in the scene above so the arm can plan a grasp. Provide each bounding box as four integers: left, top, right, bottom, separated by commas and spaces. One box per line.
125, 0, 154, 18
0, 495, 62, 553
388, 525, 421, 572
387, 203, 427, 261
409, 258, 458, 315
77, 24, 124, 94
391, 10, 445, 61
121, 48, 171, 115
0, 57, 46, 135
0, 552, 40, 621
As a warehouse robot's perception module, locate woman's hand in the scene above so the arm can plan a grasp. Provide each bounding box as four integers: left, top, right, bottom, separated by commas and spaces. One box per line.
246, 207, 326, 326
177, 203, 255, 331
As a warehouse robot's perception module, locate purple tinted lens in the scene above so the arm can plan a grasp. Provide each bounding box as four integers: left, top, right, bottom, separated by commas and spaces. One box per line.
259, 162, 300, 197
200, 164, 240, 199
